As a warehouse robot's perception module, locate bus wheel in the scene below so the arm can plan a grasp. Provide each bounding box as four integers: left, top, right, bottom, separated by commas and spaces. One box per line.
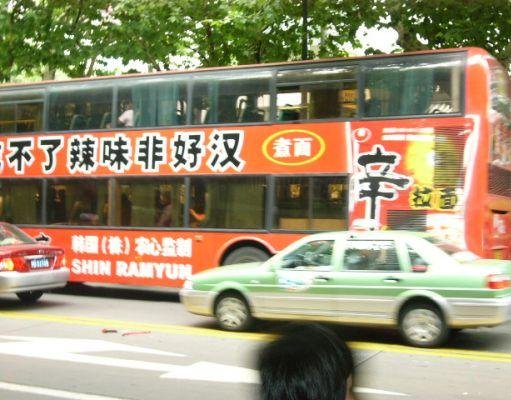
399, 303, 449, 348
16, 290, 44, 303
223, 247, 269, 265
215, 293, 253, 331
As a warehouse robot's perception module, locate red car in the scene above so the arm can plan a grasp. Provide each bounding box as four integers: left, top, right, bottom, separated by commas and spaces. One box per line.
0, 222, 69, 302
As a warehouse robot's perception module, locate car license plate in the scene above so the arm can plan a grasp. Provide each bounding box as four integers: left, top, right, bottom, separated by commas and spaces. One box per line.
30, 257, 50, 269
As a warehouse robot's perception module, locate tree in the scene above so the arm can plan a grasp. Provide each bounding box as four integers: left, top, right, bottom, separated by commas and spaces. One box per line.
381, 0, 511, 70
105, 0, 384, 70
0, 0, 36, 82
0, 0, 114, 82
1, 0, 511, 83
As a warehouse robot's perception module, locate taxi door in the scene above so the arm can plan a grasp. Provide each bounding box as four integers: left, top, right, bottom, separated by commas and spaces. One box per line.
331, 238, 406, 324
270, 238, 342, 319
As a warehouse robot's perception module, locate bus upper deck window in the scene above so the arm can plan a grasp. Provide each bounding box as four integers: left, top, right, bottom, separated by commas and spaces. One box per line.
191, 71, 271, 125
363, 56, 462, 118
48, 86, 113, 131
276, 66, 357, 121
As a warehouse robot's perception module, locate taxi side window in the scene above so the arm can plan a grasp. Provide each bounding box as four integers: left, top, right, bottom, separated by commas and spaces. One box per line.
281, 240, 334, 270
343, 240, 400, 271
407, 245, 429, 266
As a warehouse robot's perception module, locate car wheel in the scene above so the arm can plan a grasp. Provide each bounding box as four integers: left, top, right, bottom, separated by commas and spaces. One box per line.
215, 293, 253, 331
223, 247, 269, 265
16, 290, 44, 303
399, 303, 449, 348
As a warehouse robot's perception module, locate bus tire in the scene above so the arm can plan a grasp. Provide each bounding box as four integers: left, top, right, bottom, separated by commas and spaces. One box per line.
223, 246, 269, 265
16, 290, 44, 303
214, 292, 253, 331
399, 302, 449, 348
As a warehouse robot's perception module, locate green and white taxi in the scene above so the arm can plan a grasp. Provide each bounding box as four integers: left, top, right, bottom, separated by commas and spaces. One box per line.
180, 231, 511, 347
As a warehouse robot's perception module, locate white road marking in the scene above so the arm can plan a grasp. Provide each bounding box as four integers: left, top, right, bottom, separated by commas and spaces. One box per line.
355, 387, 409, 396
0, 335, 409, 395
0, 381, 129, 400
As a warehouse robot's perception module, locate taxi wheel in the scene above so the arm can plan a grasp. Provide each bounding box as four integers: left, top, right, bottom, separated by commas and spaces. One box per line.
215, 293, 253, 331
16, 290, 44, 303
399, 303, 449, 348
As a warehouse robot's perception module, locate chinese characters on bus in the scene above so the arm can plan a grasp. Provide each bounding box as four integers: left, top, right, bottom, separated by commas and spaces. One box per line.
70, 233, 193, 282
0, 129, 245, 175
409, 185, 459, 210
356, 145, 412, 220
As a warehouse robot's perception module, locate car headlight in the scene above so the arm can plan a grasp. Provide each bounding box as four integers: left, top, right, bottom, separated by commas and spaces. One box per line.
183, 279, 194, 290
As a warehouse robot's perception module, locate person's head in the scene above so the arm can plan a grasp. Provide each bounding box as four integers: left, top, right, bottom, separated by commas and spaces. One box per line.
258, 323, 355, 400
159, 190, 172, 206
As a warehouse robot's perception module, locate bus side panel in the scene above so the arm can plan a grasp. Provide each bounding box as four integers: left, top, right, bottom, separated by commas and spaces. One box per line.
23, 227, 301, 288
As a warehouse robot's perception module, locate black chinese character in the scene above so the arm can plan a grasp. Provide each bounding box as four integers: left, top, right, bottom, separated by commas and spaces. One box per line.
68, 135, 98, 173
437, 187, 458, 210
39, 136, 64, 174
171, 132, 205, 171
7, 138, 34, 174
410, 185, 433, 208
357, 145, 411, 220
101, 134, 132, 173
135, 133, 166, 172
207, 130, 245, 172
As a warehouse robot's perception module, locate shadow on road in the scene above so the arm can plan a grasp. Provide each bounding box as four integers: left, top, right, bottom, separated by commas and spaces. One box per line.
56, 282, 180, 302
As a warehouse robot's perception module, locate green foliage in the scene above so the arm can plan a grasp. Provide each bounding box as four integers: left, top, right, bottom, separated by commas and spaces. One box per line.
0, 0, 510, 82
381, 0, 511, 69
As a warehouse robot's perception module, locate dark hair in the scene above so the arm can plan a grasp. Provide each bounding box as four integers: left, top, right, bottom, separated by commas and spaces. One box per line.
258, 323, 354, 400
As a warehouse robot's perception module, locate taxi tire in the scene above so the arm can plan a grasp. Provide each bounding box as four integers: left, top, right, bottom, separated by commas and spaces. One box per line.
214, 293, 253, 332
399, 302, 449, 348
16, 290, 44, 303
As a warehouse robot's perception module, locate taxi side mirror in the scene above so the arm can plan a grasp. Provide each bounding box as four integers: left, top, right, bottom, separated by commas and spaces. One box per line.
411, 264, 428, 273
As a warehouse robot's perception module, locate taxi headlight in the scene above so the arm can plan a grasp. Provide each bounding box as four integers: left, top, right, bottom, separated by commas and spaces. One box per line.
183, 279, 194, 290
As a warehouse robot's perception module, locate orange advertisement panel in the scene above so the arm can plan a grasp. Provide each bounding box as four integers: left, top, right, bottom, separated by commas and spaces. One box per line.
0, 123, 349, 178
23, 227, 301, 288
348, 117, 474, 247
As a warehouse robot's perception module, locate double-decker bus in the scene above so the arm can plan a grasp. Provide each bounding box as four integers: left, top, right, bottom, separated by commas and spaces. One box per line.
0, 47, 509, 288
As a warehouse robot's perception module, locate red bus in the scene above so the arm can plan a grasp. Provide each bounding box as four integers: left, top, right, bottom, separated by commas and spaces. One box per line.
0, 47, 509, 289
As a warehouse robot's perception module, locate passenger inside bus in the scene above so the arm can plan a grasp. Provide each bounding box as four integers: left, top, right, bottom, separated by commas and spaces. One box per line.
239, 97, 265, 122
156, 190, 173, 227
189, 182, 207, 227
364, 88, 382, 117
427, 83, 452, 114
118, 99, 134, 127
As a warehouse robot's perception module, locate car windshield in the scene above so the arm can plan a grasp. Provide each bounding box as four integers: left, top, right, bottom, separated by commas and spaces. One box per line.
0, 224, 36, 246
425, 236, 480, 262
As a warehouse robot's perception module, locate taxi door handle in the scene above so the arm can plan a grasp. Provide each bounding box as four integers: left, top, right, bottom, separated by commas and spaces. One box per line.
383, 276, 401, 283
314, 275, 331, 282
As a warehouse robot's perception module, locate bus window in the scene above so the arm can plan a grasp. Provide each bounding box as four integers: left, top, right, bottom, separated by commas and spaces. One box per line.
0, 104, 15, 134
48, 86, 113, 131
0, 90, 44, 134
115, 179, 184, 228
189, 177, 266, 229
274, 176, 348, 230
47, 179, 108, 226
192, 71, 271, 125
120, 78, 188, 128
16, 102, 43, 132
0, 180, 41, 224
276, 66, 357, 121
364, 56, 462, 117
312, 177, 348, 230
